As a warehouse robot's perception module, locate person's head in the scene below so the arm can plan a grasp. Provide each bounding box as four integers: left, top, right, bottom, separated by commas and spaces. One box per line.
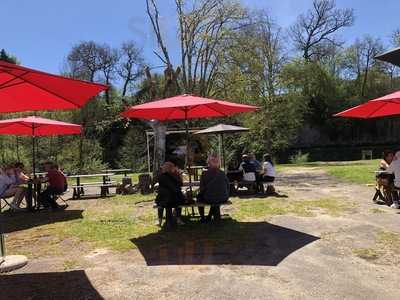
14, 162, 25, 172
263, 153, 273, 164
207, 155, 220, 169
242, 154, 249, 162
4, 164, 14, 175
249, 153, 256, 160
161, 161, 177, 174
43, 161, 54, 172
383, 150, 394, 164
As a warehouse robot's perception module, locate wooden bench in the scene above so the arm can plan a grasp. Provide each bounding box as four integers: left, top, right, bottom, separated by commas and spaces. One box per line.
71, 181, 117, 199
154, 200, 233, 217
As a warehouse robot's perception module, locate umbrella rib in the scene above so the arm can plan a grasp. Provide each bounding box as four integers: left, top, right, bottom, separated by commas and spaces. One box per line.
0, 68, 82, 109
367, 101, 388, 118
0, 71, 30, 90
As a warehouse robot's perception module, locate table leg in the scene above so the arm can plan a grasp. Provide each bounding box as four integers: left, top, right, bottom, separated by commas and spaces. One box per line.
26, 181, 33, 212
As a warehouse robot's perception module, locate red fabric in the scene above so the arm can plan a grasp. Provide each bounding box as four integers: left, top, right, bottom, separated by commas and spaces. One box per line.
0, 61, 108, 113
0, 116, 81, 136
121, 94, 258, 120
334, 91, 400, 119
47, 169, 67, 190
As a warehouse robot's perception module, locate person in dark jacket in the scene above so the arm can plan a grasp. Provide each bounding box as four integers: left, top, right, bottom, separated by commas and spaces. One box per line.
198, 155, 229, 222
155, 161, 186, 226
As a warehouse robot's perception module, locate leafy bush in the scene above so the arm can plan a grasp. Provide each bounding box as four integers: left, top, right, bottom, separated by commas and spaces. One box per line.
289, 151, 309, 164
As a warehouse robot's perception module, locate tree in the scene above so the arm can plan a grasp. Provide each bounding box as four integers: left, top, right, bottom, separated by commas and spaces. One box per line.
175, 0, 246, 96
0, 49, 18, 64
117, 41, 145, 98
343, 36, 384, 97
290, 0, 354, 61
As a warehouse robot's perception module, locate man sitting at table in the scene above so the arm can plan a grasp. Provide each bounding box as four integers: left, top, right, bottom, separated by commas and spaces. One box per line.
0, 164, 27, 211
239, 154, 256, 182
38, 162, 67, 211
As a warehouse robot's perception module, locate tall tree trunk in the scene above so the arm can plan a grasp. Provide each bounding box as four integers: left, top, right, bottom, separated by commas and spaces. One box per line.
151, 121, 166, 178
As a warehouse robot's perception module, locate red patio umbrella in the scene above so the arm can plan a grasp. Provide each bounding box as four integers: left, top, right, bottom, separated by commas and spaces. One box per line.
121, 94, 258, 192
0, 116, 82, 175
334, 91, 400, 119
0, 60, 108, 113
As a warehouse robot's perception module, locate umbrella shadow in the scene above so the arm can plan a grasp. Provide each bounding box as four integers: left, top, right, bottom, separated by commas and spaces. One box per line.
1, 210, 83, 233
0, 270, 103, 300
131, 219, 319, 266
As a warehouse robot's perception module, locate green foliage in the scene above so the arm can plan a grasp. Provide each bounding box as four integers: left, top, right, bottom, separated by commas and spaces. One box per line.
289, 151, 310, 164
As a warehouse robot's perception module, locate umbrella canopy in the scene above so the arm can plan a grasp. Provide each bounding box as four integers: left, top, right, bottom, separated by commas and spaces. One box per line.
121, 94, 257, 120
0, 116, 81, 136
195, 124, 249, 171
0, 116, 81, 176
122, 94, 257, 194
194, 123, 249, 135
0, 60, 108, 113
334, 91, 400, 119
375, 47, 400, 67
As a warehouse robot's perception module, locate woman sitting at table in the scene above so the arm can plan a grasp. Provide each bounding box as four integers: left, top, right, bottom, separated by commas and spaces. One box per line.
386, 151, 400, 209
379, 150, 394, 170
261, 153, 277, 195
197, 155, 229, 223
155, 161, 186, 227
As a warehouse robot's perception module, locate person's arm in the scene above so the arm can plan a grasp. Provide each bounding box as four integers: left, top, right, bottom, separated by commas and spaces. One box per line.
387, 163, 394, 174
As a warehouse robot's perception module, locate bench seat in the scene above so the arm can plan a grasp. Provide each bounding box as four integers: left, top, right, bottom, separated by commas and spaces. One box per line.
153, 200, 232, 209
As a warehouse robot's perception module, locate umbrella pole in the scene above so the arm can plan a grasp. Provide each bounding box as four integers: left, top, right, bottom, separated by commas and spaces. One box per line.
221, 134, 226, 172
185, 109, 193, 199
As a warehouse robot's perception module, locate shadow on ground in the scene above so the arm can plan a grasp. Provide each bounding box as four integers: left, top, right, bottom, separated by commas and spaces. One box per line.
0, 210, 84, 233
131, 219, 319, 266
0, 270, 103, 300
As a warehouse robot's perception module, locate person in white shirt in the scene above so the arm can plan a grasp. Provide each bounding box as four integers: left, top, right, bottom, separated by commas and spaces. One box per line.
386, 151, 400, 209
262, 153, 276, 195
0, 165, 27, 211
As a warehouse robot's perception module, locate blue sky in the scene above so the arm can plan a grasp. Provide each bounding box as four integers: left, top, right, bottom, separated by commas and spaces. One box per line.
2, 0, 399, 74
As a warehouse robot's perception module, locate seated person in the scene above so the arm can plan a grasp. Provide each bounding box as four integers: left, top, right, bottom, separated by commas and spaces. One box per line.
0, 165, 27, 211
239, 154, 256, 182
155, 161, 186, 226
386, 151, 400, 209
379, 150, 394, 170
249, 153, 262, 172
198, 155, 229, 223
261, 154, 276, 195
38, 162, 67, 210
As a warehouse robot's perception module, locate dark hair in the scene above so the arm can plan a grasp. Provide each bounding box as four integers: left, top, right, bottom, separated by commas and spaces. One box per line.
263, 153, 273, 166
383, 150, 394, 161
14, 162, 24, 169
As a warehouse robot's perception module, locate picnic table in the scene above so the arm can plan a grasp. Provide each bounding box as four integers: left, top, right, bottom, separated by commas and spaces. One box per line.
187, 166, 206, 181
68, 173, 116, 199
102, 168, 132, 176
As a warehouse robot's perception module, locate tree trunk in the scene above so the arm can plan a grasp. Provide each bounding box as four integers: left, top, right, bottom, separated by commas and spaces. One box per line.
151, 121, 166, 179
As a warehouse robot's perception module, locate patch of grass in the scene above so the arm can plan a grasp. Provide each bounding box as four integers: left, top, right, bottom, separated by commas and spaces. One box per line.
63, 259, 81, 271
352, 248, 380, 260
276, 159, 380, 185
370, 208, 386, 214
377, 231, 400, 254
67, 173, 141, 185
234, 197, 354, 221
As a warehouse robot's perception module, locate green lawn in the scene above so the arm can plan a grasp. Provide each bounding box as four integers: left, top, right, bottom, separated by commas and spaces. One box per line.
66, 173, 142, 185
277, 159, 380, 185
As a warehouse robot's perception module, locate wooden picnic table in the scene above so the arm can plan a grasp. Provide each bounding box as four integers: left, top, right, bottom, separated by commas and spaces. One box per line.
68, 173, 115, 199
187, 166, 206, 181
102, 169, 132, 176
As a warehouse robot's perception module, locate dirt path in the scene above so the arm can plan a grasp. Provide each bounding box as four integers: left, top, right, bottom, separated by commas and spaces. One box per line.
2, 168, 400, 300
